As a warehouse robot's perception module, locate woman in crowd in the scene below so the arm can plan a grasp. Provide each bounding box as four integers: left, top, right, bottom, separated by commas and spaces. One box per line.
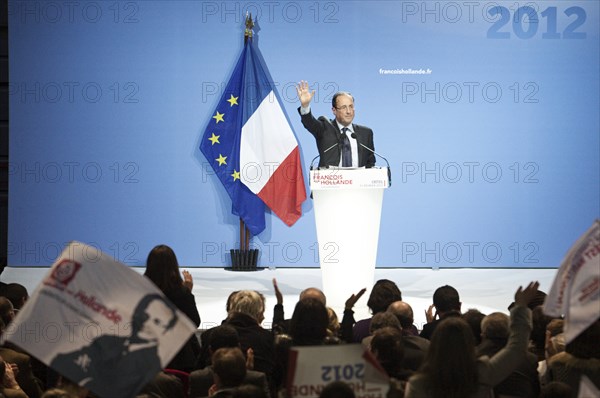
144, 244, 201, 372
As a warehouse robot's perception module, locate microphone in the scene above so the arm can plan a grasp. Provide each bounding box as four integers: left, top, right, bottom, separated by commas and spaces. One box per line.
351, 133, 392, 186
310, 139, 342, 170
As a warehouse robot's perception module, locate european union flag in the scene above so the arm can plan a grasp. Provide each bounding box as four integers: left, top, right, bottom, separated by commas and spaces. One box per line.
200, 42, 267, 235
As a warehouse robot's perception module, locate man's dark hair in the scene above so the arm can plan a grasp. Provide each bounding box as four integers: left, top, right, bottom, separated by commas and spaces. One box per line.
209, 324, 240, 351
432, 285, 460, 313
332, 91, 354, 108
462, 309, 486, 345
3, 283, 28, 310
369, 312, 401, 333
370, 327, 405, 378
212, 347, 247, 388
320, 381, 355, 398
233, 384, 268, 398
367, 279, 402, 314
289, 297, 329, 345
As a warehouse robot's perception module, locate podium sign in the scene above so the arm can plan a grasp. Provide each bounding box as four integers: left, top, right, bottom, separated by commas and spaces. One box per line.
310, 168, 389, 314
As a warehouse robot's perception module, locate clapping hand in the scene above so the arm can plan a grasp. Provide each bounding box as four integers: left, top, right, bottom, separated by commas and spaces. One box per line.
182, 270, 193, 290
425, 304, 437, 323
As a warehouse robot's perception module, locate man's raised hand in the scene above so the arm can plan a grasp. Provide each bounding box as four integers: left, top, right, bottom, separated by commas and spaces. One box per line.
296, 80, 315, 108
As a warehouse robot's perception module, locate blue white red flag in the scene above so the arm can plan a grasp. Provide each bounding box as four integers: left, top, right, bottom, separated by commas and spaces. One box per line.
200, 38, 306, 236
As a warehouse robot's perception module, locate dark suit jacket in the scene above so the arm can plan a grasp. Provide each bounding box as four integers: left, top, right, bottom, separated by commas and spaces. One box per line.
401, 335, 430, 372
139, 371, 185, 398
189, 367, 270, 398
163, 286, 201, 372
419, 311, 462, 340
199, 313, 274, 381
298, 108, 375, 168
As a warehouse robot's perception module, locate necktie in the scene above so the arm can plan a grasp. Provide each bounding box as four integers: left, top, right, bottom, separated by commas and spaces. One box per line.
341, 127, 352, 167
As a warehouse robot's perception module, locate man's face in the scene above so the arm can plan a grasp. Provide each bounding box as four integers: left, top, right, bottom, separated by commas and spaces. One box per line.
137, 300, 175, 341
332, 94, 355, 126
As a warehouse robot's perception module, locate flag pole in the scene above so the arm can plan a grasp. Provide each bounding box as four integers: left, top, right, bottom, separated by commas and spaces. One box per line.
231, 13, 259, 271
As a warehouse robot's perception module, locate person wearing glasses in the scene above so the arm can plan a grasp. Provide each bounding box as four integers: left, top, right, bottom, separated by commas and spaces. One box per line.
296, 80, 375, 169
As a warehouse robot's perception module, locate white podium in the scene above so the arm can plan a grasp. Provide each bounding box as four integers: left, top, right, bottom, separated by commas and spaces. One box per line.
310, 167, 389, 315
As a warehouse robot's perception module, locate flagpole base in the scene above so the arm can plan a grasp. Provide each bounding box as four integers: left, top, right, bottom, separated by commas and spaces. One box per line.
229, 249, 260, 271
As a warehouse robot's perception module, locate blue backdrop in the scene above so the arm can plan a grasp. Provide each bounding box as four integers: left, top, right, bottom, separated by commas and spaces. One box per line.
8, 1, 599, 268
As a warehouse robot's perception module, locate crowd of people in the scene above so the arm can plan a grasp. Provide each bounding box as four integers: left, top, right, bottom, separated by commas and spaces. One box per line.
0, 246, 598, 398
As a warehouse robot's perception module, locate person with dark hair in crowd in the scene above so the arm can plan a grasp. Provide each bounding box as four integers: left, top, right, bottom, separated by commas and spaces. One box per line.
233, 384, 269, 398
419, 285, 462, 340
138, 370, 186, 398
144, 244, 201, 372
370, 327, 413, 383
272, 278, 326, 335
208, 348, 248, 398
477, 312, 540, 397
361, 311, 400, 347
405, 281, 540, 398
346, 279, 402, 343
274, 298, 340, 393
319, 381, 355, 398
1, 284, 29, 313
462, 309, 486, 346
190, 325, 270, 398
530, 306, 556, 362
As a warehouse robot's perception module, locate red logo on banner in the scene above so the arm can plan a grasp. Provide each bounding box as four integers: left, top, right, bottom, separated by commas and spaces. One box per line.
47, 259, 82, 287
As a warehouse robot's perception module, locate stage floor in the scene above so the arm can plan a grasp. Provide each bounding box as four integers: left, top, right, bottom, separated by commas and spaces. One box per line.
3, 266, 558, 331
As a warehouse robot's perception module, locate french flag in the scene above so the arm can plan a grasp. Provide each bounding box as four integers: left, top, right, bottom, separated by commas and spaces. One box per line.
200, 39, 306, 235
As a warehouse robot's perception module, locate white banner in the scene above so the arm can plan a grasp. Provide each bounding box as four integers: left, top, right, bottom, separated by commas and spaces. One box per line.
1, 242, 196, 398
287, 344, 389, 398
543, 220, 600, 343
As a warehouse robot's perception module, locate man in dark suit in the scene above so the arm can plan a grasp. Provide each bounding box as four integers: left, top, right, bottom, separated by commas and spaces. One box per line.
420, 285, 462, 340
296, 81, 375, 168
